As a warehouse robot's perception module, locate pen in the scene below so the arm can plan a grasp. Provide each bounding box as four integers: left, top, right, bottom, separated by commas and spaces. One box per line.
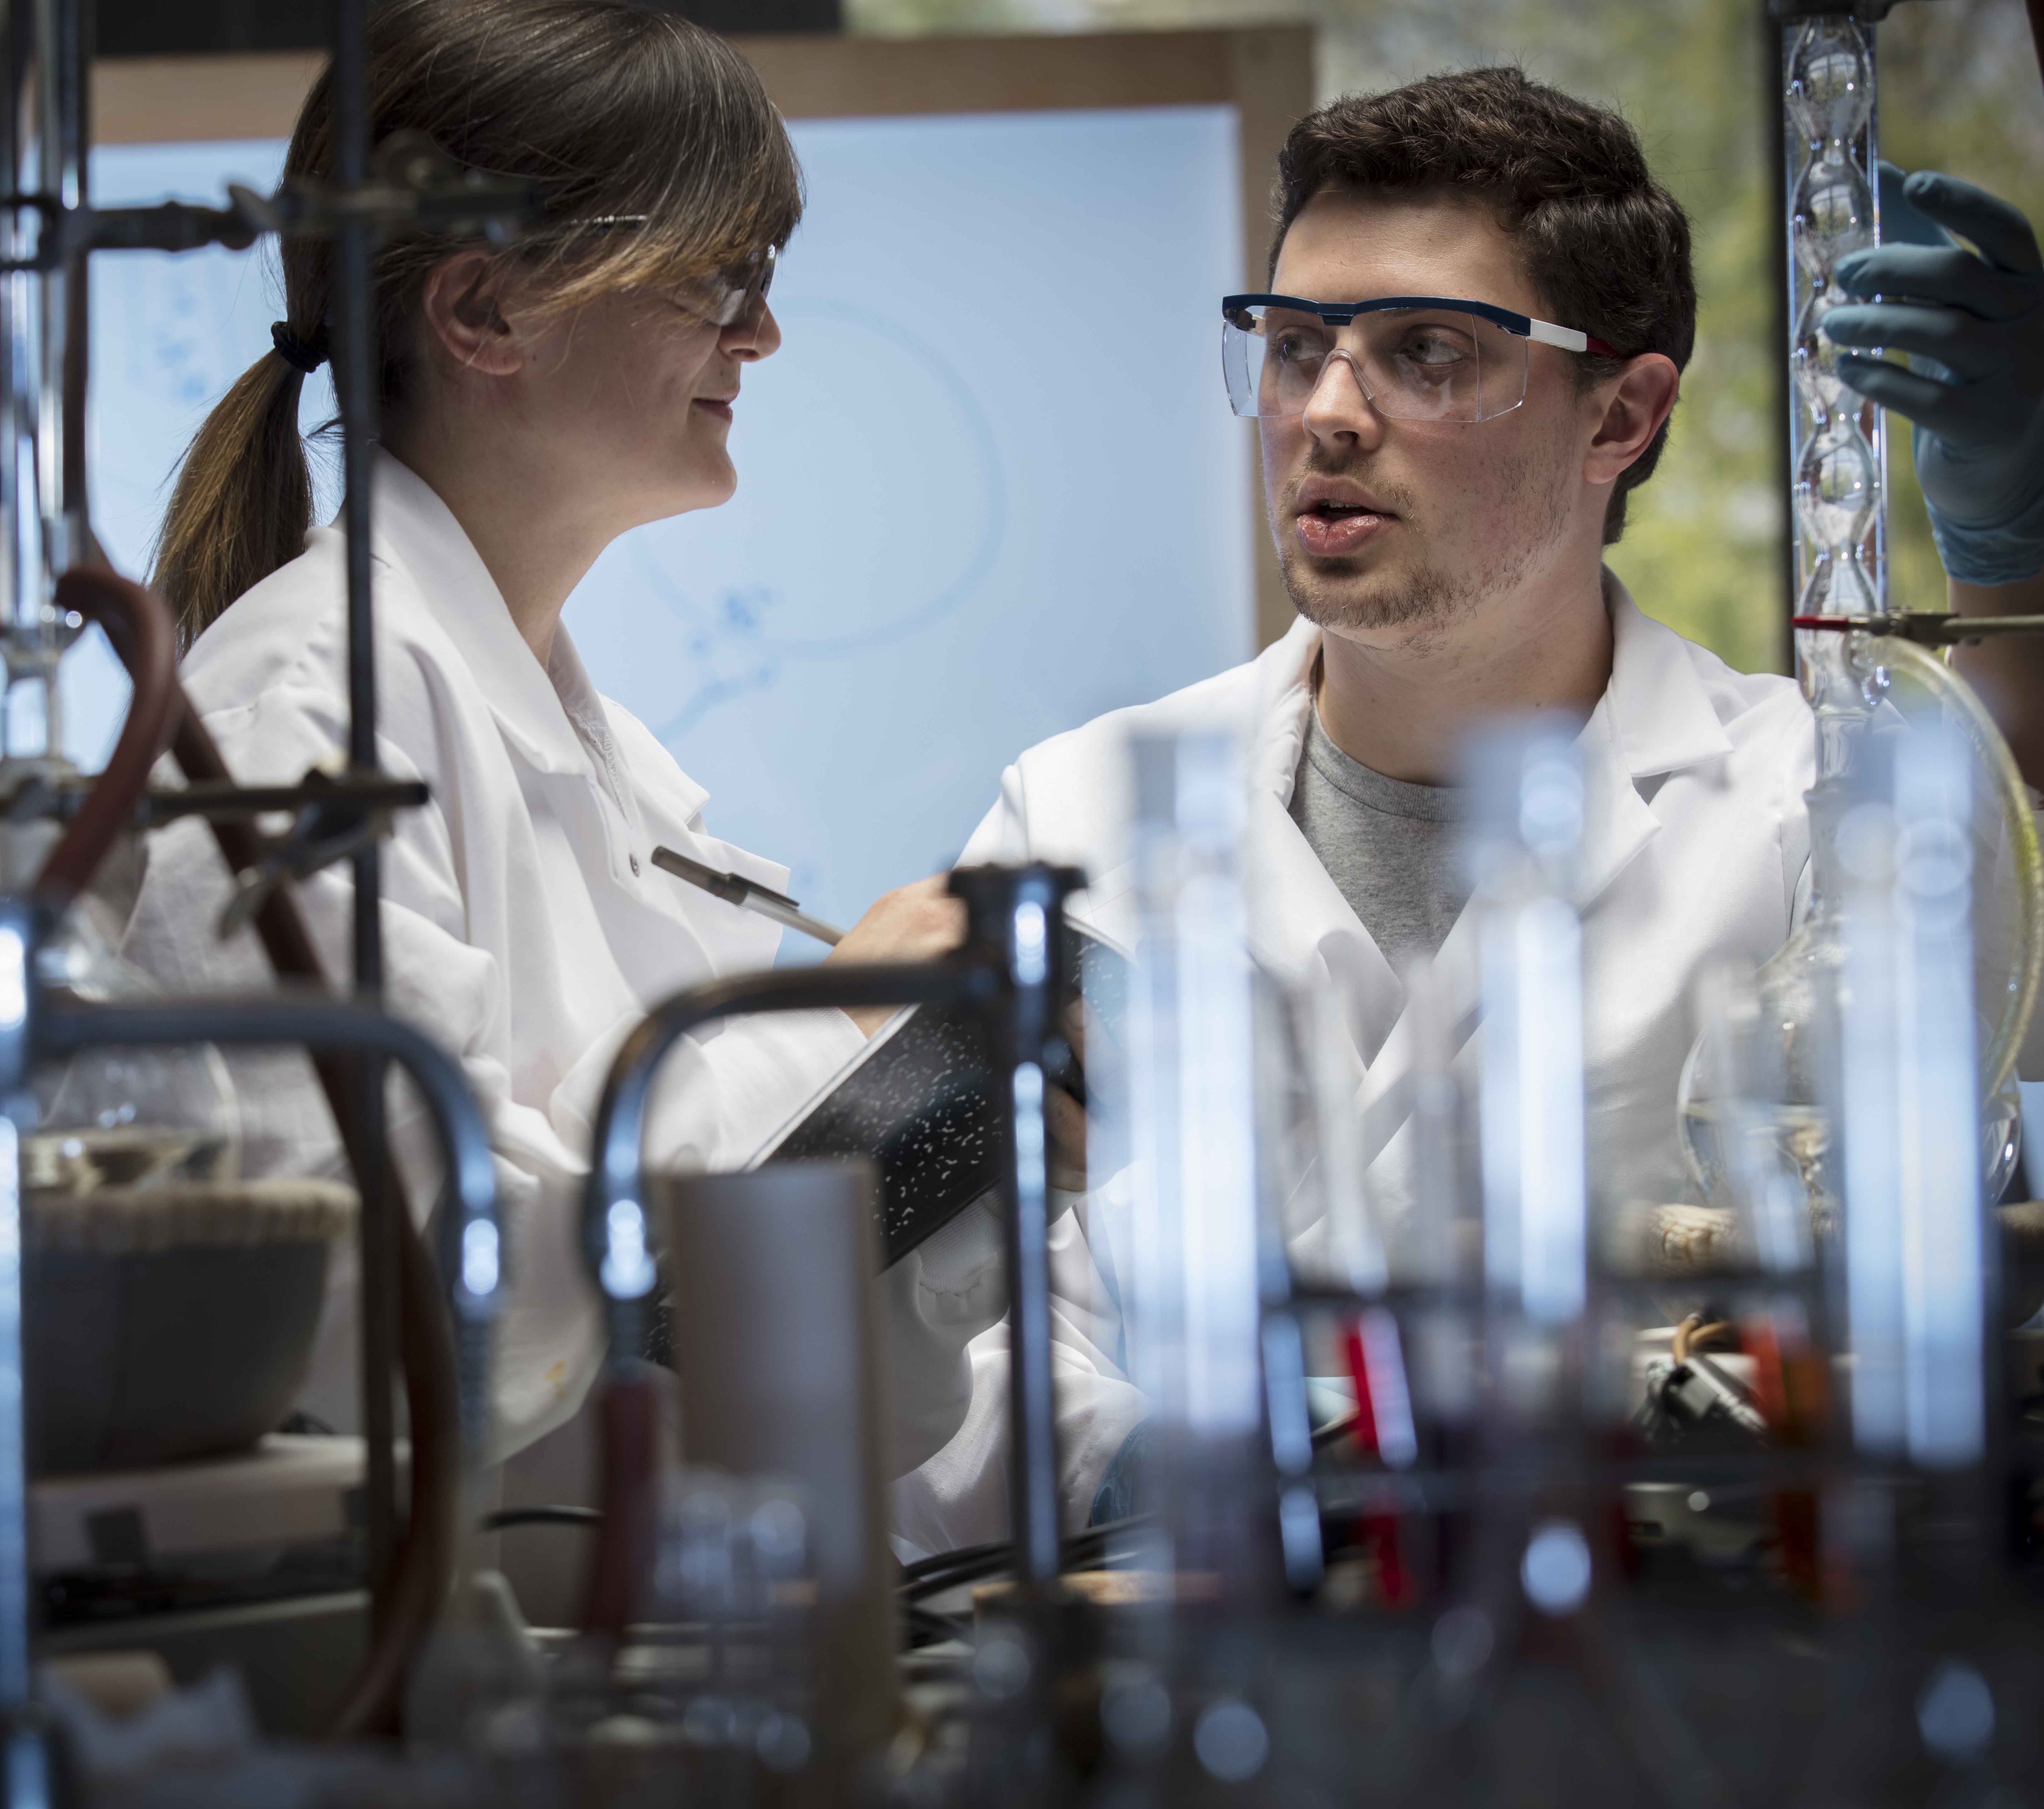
650, 844, 846, 947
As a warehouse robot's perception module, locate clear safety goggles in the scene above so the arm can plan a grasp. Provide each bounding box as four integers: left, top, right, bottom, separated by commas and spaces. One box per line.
1221, 294, 1619, 424
584, 222, 778, 327
676, 240, 777, 328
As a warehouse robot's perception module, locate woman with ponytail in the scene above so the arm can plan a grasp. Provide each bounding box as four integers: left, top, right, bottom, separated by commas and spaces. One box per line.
117, 0, 980, 1472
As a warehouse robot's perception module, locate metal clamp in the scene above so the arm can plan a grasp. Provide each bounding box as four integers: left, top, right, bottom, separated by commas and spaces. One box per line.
1793, 611, 2044, 645
0, 131, 546, 274
216, 770, 430, 941
229, 131, 543, 248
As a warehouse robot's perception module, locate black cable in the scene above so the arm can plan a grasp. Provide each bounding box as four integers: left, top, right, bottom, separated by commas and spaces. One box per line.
898, 1514, 1155, 1602
899, 1536, 1008, 1587
907, 1513, 1153, 1578
903, 1603, 968, 1649
482, 1504, 605, 1533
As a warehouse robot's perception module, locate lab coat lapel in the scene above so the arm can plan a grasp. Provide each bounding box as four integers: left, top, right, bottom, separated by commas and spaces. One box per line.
1340, 575, 1733, 1237
1241, 620, 1410, 1067
367, 452, 592, 779
366, 453, 752, 982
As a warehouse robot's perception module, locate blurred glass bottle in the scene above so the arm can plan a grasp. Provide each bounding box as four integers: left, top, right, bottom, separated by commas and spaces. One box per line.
29, 912, 238, 1193
640, 1469, 819, 1798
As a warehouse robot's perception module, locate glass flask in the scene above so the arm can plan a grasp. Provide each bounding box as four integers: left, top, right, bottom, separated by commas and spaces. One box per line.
1676, 734, 2027, 1226
1676, 961, 1816, 1272
28, 912, 239, 1192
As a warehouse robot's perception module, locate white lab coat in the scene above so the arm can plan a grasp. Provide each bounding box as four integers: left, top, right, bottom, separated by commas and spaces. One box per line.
892, 573, 1829, 1552
109, 451, 985, 1468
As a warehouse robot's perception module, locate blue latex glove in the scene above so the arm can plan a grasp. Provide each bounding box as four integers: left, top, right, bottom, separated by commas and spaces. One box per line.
1823, 165, 2044, 586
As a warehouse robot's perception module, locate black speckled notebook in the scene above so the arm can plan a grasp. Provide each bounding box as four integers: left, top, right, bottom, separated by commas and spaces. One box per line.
751, 925, 1128, 1269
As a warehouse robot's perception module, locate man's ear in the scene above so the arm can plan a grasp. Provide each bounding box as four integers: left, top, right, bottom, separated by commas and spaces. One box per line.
1583, 353, 1680, 487
418, 251, 521, 377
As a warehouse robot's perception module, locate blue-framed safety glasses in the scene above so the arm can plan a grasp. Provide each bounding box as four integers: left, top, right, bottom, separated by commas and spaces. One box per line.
1221, 294, 1620, 424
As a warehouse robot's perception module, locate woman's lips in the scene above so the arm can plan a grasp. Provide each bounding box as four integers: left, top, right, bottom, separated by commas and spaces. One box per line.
694, 398, 734, 424
1296, 507, 1392, 558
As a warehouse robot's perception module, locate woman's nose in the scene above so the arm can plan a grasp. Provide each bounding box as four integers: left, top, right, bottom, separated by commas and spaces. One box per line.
726, 298, 781, 362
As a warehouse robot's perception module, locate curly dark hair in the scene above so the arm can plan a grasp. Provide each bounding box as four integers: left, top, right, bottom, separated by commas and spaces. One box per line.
1271, 67, 1694, 545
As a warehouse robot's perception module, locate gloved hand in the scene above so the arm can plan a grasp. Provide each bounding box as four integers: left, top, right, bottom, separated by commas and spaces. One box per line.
1823, 164, 2044, 587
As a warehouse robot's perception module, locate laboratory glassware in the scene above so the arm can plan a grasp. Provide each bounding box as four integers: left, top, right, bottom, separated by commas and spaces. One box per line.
28, 916, 239, 1194
1834, 728, 1989, 1468
1676, 9, 2043, 1221
1465, 726, 1589, 1345
1119, 726, 1274, 1589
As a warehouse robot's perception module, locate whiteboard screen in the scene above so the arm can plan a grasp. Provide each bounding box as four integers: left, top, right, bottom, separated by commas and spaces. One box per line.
83, 105, 1251, 938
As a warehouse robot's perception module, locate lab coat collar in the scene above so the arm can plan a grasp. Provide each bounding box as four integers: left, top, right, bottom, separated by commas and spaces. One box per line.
1247, 570, 1733, 801
1598, 570, 1737, 781
1240, 571, 1735, 1058
1568, 571, 1736, 916
366, 451, 624, 785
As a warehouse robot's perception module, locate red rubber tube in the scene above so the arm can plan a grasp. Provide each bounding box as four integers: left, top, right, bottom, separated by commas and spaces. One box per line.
42, 565, 461, 1739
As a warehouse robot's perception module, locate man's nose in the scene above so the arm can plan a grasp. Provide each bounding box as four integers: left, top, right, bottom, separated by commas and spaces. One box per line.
1301, 349, 1384, 445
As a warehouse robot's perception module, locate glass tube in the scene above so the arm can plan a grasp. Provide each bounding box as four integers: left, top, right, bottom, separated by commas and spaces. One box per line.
1467, 728, 1588, 1336
1121, 727, 1268, 1580
1838, 729, 1987, 1469
1674, 14, 1895, 1221
1785, 16, 1886, 759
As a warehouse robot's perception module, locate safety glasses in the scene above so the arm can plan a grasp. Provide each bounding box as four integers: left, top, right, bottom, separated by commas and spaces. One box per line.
583, 221, 778, 328
1222, 294, 1619, 424
676, 240, 777, 329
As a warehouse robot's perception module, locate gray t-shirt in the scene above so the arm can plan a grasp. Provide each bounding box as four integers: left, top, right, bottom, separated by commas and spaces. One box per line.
1288, 705, 1471, 973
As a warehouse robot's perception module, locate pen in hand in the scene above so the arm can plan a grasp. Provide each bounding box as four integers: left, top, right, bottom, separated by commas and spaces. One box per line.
651, 844, 845, 947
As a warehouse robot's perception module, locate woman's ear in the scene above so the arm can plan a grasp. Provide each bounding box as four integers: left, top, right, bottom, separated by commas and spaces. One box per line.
418, 251, 521, 376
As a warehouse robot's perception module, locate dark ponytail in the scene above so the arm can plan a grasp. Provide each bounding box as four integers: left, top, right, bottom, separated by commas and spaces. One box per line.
151, 0, 802, 646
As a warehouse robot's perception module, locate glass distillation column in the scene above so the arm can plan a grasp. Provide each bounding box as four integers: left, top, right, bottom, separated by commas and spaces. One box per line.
1680, 8, 2039, 1216
1710, 14, 1888, 1223
1787, 14, 1886, 637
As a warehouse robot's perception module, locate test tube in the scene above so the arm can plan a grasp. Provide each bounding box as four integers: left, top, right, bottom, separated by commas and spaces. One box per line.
1121, 728, 1269, 1581
1837, 729, 1987, 1469
1465, 728, 1589, 1336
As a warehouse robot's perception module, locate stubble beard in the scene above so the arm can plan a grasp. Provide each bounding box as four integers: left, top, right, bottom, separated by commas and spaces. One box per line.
1276, 444, 1576, 641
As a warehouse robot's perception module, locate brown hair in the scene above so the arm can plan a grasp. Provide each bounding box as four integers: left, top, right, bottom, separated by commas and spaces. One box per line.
1270, 67, 1694, 544
152, 0, 802, 646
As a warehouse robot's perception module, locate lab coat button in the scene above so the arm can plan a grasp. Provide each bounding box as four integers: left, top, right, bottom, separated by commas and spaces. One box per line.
629, 854, 641, 876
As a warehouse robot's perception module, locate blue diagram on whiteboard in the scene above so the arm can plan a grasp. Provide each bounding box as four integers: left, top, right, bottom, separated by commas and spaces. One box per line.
80, 105, 1251, 938
619, 298, 1007, 742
